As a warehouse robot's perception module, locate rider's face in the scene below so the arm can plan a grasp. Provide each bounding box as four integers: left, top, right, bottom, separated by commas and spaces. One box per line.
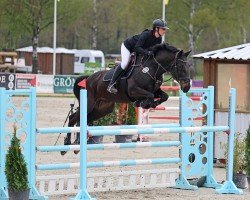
159, 28, 166, 36
155, 28, 166, 38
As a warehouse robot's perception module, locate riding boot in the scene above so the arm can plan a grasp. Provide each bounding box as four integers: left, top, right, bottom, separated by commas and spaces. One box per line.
107, 64, 124, 94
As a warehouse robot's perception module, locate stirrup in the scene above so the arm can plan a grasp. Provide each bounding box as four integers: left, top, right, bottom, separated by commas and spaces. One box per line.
107, 84, 118, 94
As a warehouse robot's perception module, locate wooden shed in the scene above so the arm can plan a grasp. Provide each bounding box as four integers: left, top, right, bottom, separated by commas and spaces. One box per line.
16, 47, 74, 75
193, 43, 250, 159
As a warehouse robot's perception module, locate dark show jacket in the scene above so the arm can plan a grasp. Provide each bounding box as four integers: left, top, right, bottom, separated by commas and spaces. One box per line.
124, 29, 162, 55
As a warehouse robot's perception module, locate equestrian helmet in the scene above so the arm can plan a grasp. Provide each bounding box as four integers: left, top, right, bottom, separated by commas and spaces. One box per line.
152, 19, 169, 29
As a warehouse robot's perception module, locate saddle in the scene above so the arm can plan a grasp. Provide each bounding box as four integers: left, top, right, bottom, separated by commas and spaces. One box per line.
103, 53, 137, 82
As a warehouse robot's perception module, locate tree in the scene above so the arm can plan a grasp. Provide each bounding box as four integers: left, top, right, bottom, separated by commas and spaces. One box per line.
212, 0, 250, 46
1, 0, 250, 75
2, 0, 54, 73
2, 0, 82, 73
167, 0, 217, 75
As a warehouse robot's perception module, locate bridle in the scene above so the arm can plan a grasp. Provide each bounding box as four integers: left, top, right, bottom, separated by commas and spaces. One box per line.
138, 50, 189, 84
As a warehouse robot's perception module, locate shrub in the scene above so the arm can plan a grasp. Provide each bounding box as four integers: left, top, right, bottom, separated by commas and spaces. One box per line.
233, 133, 246, 174
5, 126, 29, 192
245, 126, 250, 175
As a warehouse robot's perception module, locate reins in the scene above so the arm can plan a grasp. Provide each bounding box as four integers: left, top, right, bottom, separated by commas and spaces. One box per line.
132, 49, 189, 85
138, 50, 181, 83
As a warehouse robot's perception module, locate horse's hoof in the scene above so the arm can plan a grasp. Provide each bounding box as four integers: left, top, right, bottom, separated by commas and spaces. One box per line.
140, 99, 152, 109
72, 139, 80, 154
60, 151, 67, 156
141, 104, 151, 109
151, 103, 157, 108
74, 150, 80, 154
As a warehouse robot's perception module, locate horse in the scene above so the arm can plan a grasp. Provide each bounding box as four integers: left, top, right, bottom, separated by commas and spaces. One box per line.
61, 43, 191, 155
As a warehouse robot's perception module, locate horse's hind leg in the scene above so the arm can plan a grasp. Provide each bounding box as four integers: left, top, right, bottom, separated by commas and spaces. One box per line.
71, 96, 96, 154
61, 110, 80, 155
86, 101, 115, 144
68, 109, 80, 146
73, 120, 81, 154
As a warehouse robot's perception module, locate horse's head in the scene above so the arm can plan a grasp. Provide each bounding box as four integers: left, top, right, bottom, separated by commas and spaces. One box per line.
169, 50, 191, 93
152, 44, 191, 93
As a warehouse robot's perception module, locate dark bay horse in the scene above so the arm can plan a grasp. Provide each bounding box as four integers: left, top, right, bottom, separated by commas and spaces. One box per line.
61, 43, 191, 154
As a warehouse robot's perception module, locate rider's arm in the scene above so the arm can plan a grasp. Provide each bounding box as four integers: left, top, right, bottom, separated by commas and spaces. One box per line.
134, 31, 150, 55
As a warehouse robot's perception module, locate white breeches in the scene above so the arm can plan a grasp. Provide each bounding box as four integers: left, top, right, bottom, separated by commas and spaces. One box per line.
120, 43, 131, 69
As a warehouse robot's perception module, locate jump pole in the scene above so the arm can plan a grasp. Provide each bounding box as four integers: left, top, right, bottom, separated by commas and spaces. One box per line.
216, 88, 243, 194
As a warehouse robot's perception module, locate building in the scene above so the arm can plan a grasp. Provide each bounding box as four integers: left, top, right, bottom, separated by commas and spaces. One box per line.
193, 43, 250, 159
16, 46, 75, 74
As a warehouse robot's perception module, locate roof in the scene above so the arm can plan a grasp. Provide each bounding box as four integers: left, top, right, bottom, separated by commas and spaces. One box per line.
16, 46, 75, 54
73, 49, 104, 57
192, 43, 250, 61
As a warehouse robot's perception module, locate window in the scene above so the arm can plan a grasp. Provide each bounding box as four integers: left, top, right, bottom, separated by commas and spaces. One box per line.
81, 57, 89, 63
95, 57, 102, 64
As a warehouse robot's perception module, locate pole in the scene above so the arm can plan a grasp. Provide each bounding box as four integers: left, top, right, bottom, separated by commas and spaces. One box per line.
53, 0, 57, 75
162, 0, 165, 42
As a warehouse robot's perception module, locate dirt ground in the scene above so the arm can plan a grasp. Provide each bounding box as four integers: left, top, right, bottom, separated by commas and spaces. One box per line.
35, 95, 250, 200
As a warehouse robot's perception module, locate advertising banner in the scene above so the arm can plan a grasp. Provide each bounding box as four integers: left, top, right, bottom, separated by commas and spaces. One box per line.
0, 73, 15, 90
15, 73, 37, 89
36, 74, 54, 93
53, 75, 78, 93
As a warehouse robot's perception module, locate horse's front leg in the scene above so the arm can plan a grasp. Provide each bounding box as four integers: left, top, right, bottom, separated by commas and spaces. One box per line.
153, 89, 169, 107
128, 86, 155, 109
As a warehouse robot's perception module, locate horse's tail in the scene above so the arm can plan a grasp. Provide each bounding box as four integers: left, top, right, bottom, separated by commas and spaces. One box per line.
74, 75, 89, 102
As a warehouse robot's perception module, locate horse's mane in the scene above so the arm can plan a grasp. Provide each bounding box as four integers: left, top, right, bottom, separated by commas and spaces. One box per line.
151, 43, 180, 54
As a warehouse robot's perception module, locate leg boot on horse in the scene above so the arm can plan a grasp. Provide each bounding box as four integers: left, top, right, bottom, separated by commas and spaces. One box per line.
73, 121, 80, 154
73, 132, 80, 154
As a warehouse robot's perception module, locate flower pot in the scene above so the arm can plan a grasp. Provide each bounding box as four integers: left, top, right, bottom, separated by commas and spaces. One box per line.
247, 176, 250, 191
233, 173, 247, 189
8, 188, 30, 200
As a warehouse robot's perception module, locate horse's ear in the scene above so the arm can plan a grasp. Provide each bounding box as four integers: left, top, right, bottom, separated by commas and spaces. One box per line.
184, 50, 192, 57
177, 50, 183, 57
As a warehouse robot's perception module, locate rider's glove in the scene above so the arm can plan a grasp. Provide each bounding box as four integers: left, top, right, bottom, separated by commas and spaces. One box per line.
147, 51, 154, 56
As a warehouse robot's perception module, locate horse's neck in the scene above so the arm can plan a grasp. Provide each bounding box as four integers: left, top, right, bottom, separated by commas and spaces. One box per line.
135, 53, 173, 79
158, 51, 174, 65
155, 52, 174, 73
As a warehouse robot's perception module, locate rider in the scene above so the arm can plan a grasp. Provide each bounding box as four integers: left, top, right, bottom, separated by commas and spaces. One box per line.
107, 18, 169, 94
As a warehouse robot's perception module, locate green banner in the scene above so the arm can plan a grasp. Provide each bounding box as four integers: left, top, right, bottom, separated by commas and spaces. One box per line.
53, 75, 78, 93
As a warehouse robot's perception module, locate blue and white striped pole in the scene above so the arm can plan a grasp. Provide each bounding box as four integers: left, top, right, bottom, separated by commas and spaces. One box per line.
216, 88, 243, 194
36, 157, 181, 170
73, 89, 93, 200
36, 141, 181, 152
36, 123, 180, 134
